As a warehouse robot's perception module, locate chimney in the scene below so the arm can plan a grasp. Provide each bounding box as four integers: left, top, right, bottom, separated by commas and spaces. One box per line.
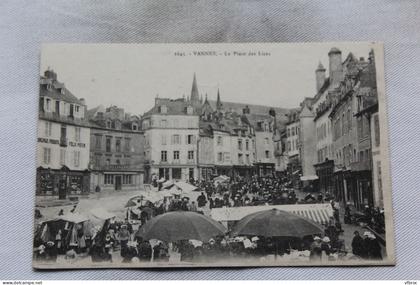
315, 62, 326, 92
79, 98, 86, 106
328, 47, 343, 88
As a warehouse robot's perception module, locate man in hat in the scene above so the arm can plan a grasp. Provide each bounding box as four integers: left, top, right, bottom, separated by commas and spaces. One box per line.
351, 231, 364, 257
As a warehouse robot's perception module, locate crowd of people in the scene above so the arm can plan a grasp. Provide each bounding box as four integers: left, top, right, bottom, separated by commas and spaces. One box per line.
34, 175, 386, 264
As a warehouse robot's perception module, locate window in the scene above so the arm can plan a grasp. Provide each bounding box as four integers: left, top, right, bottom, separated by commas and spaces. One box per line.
73, 150, 80, 167
106, 120, 112, 128
95, 135, 102, 150
106, 137, 112, 152
238, 139, 243, 150
374, 114, 380, 147
161, 151, 167, 162
75, 127, 81, 142
245, 140, 249, 151
172, 134, 181, 145
160, 119, 167, 128
45, 121, 52, 137
347, 109, 352, 131
265, 150, 270, 159
104, 174, 114, 185
116, 159, 120, 165
75, 105, 80, 113
60, 149, 66, 165
246, 154, 250, 164
188, 151, 194, 160
186, 105, 193, 115
238, 154, 243, 164
123, 174, 133, 185
217, 136, 223, 146
224, 152, 230, 162
124, 138, 131, 152
264, 137, 269, 145
161, 134, 167, 145
187, 135, 195, 144
132, 123, 138, 131
106, 158, 110, 166
291, 128, 295, 136
115, 138, 121, 152
173, 151, 180, 160
45, 98, 51, 111
217, 152, 223, 162
160, 105, 167, 114
43, 147, 51, 164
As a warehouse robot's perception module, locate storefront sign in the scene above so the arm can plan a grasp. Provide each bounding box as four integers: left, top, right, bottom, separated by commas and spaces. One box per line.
37, 137, 59, 144
69, 141, 86, 148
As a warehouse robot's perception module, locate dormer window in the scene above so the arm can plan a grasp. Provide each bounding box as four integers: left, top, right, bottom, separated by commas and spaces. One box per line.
46, 84, 52, 91
160, 105, 167, 114
186, 105, 194, 115
106, 120, 112, 129
132, 123, 138, 131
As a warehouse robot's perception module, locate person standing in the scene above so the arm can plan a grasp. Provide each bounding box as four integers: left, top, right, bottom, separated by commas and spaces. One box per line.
117, 224, 130, 257
309, 236, 323, 261
351, 231, 364, 257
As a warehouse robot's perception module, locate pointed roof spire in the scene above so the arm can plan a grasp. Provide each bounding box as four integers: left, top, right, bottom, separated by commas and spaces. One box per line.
190, 73, 199, 103
204, 93, 208, 103
216, 88, 223, 110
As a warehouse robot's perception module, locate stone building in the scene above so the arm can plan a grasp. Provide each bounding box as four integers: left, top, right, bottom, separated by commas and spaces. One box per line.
36, 69, 91, 198
243, 110, 275, 177
329, 51, 376, 209
88, 105, 144, 192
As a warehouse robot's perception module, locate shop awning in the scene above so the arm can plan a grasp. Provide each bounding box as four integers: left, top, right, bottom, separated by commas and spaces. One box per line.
210, 203, 333, 225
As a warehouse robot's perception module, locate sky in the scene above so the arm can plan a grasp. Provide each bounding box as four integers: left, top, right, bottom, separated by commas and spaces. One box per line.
40, 42, 379, 115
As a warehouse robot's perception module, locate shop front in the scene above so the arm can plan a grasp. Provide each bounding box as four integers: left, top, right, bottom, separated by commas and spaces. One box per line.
36, 166, 90, 199
314, 159, 335, 195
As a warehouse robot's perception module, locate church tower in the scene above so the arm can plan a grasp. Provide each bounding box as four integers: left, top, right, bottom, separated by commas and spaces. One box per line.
216, 88, 223, 110
190, 73, 200, 105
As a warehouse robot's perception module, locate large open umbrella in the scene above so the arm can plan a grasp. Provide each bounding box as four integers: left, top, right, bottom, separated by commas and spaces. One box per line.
136, 211, 227, 242
231, 208, 323, 238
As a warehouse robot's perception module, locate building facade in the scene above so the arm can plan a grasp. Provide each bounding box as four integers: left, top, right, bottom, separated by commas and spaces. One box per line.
244, 112, 275, 177
88, 105, 144, 192
36, 70, 91, 198
142, 96, 200, 183
329, 51, 376, 209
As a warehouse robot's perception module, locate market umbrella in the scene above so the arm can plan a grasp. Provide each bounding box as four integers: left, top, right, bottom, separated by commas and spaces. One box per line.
231, 208, 323, 238
136, 211, 227, 242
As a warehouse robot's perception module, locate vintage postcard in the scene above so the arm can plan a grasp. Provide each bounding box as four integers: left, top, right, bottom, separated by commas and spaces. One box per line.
33, 42, 394, 268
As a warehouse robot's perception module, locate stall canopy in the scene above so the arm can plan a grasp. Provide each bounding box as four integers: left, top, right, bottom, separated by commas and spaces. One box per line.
210, 203, 333, 227
300, 175, 319, 181
174, 181, 198, 192
51, 213, 89, 224
89, 208, 115, 221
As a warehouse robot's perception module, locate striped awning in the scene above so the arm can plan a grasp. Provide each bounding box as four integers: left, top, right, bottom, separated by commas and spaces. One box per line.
211, 203, 333, 225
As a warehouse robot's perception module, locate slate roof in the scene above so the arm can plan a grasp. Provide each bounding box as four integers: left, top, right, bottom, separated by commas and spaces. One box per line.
39, 76, 83, 105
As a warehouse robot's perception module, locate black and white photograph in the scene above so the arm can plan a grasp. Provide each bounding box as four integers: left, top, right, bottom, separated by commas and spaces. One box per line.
33, 42, 394, 268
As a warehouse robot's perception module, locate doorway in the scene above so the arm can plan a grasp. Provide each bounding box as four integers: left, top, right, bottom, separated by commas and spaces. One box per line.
115, 175, 122, 190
